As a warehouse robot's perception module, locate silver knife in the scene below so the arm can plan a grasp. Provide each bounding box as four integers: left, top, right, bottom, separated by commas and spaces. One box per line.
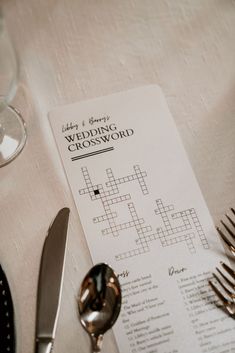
35, 207, 70, 353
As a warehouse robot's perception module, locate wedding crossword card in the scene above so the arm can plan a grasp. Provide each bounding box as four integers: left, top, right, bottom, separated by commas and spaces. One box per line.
49, 86, 235, 353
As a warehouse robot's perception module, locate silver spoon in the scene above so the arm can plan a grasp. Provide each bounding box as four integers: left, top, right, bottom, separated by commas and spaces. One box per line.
78, 263, 122, 352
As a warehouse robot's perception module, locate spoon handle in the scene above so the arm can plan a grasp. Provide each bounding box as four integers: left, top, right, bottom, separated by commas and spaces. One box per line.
91, 334, 103, 353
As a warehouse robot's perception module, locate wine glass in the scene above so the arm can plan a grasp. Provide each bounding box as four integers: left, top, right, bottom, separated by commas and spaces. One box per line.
0, 11, 27, 168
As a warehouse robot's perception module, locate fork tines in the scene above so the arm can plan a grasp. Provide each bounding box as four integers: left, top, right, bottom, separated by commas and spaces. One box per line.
209, 261, 235, 318
216, 207, 235, 256
209, 208, 235, 317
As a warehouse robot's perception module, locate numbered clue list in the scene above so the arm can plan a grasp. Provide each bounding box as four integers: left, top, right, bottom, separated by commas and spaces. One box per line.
49, 86, 235, 353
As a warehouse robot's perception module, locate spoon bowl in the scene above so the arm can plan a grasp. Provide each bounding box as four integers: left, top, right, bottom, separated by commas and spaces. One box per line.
78, 263, 121, 352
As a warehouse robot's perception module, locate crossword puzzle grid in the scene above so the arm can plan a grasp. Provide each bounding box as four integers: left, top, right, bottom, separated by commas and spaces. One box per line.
79, 165, 148, 237
78, 166, 209, 261
136, 199, 209, 253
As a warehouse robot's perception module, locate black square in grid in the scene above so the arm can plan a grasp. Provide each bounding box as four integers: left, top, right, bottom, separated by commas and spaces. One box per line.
94, 189, 100, 195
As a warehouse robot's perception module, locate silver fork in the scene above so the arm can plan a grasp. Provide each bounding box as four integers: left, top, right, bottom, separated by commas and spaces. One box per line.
209, 261, 235, 318
208, 207, 235, 318
216, 207, 235, 256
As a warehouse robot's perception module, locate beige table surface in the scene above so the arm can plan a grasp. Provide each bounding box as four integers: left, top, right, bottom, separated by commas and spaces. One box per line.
1, 1, 235, 353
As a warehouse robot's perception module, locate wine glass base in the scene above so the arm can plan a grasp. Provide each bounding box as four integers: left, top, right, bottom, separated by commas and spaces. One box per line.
0, 106, 27, 167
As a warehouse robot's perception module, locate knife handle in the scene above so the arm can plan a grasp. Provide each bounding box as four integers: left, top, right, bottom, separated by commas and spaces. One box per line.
35, 338, 53, 353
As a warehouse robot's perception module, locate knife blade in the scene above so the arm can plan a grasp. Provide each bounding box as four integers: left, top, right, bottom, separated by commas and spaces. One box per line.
35, 207, 70, 353
0, 265, 15, 353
